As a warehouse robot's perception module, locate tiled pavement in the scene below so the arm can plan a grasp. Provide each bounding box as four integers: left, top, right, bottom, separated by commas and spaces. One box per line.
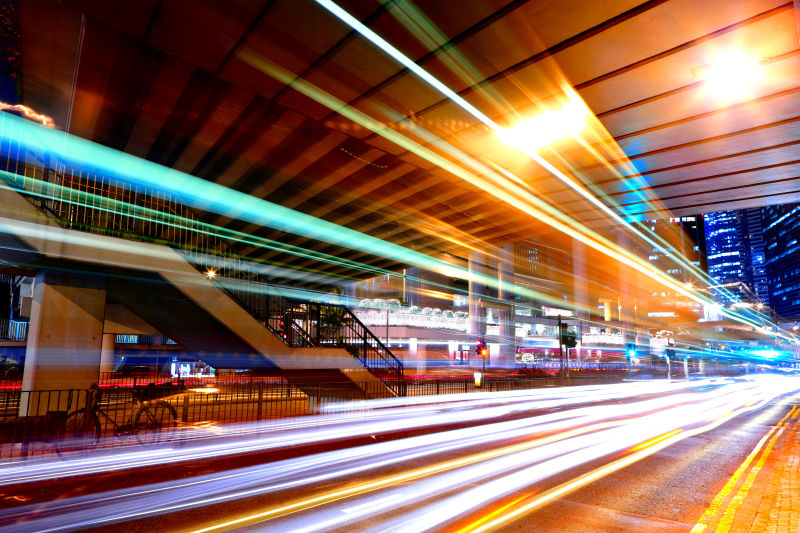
692, 403, 800, 533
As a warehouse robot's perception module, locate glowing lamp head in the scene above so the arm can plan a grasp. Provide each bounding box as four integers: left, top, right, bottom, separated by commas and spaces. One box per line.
627, 349, 637, 358
205, 269, 217, 279
701, 51, 763, 100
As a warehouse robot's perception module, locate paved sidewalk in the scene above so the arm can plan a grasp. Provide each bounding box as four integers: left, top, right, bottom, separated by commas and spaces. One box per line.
692, 403, 800, 533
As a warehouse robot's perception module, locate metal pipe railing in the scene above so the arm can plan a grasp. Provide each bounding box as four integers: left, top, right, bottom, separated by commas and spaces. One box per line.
0, 319, 28, 341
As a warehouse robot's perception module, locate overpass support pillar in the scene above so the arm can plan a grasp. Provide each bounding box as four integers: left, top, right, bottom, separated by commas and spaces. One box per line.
468, 252, 486, 340
572, 240, 589, 318
100, 333, 115, 373
21, 271, 107, 412
572, 241, 589, 364
496, 244, 515, 369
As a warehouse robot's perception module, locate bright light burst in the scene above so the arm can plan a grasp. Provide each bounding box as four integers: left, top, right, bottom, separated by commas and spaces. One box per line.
498, 101, 587, 152
701, 50, 763, 100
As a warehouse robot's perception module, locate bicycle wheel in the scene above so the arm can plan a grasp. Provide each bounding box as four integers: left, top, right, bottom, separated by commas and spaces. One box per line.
134, 401, 177, 445
56, 409, 101, 457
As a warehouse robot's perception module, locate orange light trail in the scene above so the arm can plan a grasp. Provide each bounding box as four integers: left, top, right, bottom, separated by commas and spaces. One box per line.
0, 102, 55, 127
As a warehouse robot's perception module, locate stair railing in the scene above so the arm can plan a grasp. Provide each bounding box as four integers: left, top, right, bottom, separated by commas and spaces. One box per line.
258, 294, 403, 391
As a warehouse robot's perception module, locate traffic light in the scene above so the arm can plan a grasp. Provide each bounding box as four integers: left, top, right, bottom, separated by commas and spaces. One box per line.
626, 343, 637, 358
665, 348, 676, 358
475, 340, 488, 358
560, 324, 577, 348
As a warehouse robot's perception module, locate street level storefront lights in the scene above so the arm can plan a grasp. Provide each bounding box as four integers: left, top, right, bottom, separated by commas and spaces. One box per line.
700, 50, 763, 100
498, 100, 586, 152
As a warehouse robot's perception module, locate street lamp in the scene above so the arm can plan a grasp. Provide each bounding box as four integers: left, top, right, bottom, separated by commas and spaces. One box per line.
698, 50, 763, 100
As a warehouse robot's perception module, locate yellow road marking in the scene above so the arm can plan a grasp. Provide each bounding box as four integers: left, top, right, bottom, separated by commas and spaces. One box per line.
690, 405, 797, 533
459, 402, 775, 533
631, 429, 681, 451
459, 492, 532, 532
714, 406, 796, 533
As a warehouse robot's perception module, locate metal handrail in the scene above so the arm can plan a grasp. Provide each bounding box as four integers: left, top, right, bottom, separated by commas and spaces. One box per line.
257, 294, 403, 390
0, 319, 28, 341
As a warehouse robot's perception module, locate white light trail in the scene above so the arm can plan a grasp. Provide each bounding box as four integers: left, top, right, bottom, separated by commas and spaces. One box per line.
2, 376, 798, 532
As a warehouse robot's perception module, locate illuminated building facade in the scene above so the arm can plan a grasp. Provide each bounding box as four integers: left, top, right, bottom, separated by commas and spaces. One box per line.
762, 203, 800, 317
345, 240, 573, 318
343, 240, 577, 368
746, 208, 770, 304
642, 216, 706, 322
703, 208, 768, 304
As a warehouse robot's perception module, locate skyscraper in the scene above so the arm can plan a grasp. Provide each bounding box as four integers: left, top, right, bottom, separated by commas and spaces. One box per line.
704, 211, 749, 282
744, 208, 769, 303
703, 208, 768, 304
762, 203, 800, 317
643, 216, 706, 280
642, 215, 706, 323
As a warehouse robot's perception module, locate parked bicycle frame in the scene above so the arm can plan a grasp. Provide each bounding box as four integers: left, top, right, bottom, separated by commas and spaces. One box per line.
57, 382, 182, 455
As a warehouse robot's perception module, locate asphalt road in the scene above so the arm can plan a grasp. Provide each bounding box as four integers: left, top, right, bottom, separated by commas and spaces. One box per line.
491, 397, 792, 533
0, 376, 797, 533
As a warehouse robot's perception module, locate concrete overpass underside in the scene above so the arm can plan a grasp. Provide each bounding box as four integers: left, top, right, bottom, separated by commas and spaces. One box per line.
0, 184, 392, 396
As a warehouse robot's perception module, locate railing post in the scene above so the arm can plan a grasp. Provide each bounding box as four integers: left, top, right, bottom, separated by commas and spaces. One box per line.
182, 394, 189, 423
283, 305, 288, 344
256, 383, 264, 420
310, 382, 322, 414
315, 303, 321, 346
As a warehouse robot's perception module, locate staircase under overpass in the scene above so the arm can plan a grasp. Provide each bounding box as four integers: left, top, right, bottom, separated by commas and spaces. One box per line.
0, 166, 403, 398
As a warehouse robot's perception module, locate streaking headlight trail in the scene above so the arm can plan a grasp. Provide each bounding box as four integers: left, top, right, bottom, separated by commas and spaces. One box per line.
1, 376, 798, 532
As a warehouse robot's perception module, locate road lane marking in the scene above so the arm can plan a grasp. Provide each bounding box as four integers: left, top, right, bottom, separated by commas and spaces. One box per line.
631, 429, 681, 451
186, 419, 627, 533
458, 401, 780, 533
713, 406, 796, 533
690, 405, 797, 533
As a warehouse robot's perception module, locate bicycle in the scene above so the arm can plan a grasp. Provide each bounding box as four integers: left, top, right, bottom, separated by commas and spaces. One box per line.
57, 382, 181, 456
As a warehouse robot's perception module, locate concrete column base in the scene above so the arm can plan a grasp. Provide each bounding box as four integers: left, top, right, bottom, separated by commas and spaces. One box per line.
100, 333, 115, 374
21, 270, 106, 413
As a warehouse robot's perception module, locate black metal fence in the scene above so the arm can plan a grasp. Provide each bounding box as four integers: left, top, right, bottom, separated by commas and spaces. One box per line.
0, 388, 88, 459
0, 375, 626, 460
0, 375, 22, 391
97, 372, 287, 388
